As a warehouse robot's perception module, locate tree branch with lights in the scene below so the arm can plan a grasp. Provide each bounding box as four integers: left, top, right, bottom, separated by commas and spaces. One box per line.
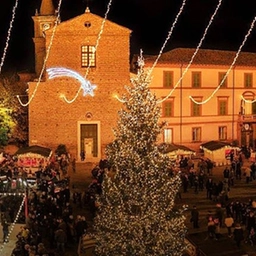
94, 51, 187, 256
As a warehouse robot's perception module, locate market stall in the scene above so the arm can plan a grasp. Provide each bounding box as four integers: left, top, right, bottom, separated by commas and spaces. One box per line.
14, 145, 52, 169
159, 143, 196, 161
200, 140, 240, 166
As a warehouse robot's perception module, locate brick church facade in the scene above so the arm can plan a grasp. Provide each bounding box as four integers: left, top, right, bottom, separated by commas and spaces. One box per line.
28, 0, 131, 161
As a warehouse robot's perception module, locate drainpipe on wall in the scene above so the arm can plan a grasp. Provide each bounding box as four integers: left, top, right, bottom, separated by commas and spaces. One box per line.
232, 66, 235, 142
180, 64, 183, 144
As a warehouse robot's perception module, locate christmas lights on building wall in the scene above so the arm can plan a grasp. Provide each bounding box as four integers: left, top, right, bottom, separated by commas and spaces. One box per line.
157, 0, 223, 104
16, 0, 113, 106
114, 0, 188, 103
60, 0, 113, 104
190, 14, 256, 105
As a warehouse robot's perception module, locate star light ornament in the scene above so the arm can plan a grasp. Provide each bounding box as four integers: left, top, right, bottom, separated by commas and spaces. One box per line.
47, 67, 97, 97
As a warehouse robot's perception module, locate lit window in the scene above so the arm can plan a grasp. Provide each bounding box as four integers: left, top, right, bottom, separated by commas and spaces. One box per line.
219, 126, 227, 140
162, 101, 173, 117
163, 71, 173, 88
81, 45, 96, 67
219, 72, 227, 88
252, 102, 256, 114
164, 128, 173, 143
244, 73, 253, 88
191, 98, 202, 116
192, 72, 201, 88
192, 127, 201, 142
218, 98, 228, 115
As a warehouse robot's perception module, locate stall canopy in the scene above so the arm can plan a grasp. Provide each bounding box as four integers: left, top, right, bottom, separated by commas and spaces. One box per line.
200, 140, 240, 165
15, 145, 53, 168
159, 143, 196, 160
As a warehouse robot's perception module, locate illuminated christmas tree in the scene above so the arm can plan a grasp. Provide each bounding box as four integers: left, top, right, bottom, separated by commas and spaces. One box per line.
94, 52, 187, 256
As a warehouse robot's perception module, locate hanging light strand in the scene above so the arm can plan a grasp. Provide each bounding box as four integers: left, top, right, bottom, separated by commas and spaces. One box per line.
190, 14, 256, 105
115, 0, 187, 103
241, 95, 256, 104
62, 0, 113, 104
0, 194, 26, 253
148, 0, 187, 79
16, 0, 63, 107
157, 0, 223, 104
0, 0, 19, 74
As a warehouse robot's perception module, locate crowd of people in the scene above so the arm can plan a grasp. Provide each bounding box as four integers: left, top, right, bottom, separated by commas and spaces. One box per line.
180, 152, 256, 251
0, 151, 102, 256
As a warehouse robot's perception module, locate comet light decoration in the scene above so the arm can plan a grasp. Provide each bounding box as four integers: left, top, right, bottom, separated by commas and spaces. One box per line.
115, 0, 187, 103
47, 67, 97, 96
190, 14, 256, 105
0, 193, 26, 253
62, 0, 113, 104
0, 0, 19, 74
17, 0, 63, 107
157, 0, 223, 104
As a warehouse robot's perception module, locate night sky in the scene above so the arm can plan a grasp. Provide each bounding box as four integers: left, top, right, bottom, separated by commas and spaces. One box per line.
1, 0, 256, 71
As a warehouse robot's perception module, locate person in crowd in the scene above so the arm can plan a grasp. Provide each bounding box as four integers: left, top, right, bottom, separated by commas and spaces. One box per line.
223, 166, 230, 183
72, 157, 76, 173
206, 216, 217, 240
206, 158, 214, 176
245, 210, 256, 242
224, 214, 234, 237
215, 203, 224, 228
190, 205, 199, 228
244, 166, 252, 184
233, 222, 244, 248
80, 150, 85, 161
206, 177, 213, 200
54, 226, 67, 253
1, 216, 10, 243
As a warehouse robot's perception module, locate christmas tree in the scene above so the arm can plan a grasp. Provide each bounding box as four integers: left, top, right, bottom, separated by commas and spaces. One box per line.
94, 52, 187, 256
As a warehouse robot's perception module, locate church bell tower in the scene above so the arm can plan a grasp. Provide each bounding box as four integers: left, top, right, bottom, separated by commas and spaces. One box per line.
32, 0, 57, 76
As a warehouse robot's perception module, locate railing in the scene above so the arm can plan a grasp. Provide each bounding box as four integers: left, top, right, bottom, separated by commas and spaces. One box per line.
238, 114, 256, 121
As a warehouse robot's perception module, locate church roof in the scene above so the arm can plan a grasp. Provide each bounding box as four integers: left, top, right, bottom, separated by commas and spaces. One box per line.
45, 7, 131, 36
143, 48, 256, 67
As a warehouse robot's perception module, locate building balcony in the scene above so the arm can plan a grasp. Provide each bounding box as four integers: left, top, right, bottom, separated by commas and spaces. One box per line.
238, 114, 256, 122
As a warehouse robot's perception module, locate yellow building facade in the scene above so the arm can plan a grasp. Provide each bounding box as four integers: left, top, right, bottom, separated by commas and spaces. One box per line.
140, 48, 256, 152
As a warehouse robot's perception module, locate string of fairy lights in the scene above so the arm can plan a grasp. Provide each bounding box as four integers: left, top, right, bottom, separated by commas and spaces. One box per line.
241, 95, 256, 104
189, 14, 256, 105
157, 0, 223, 104
0, 0, 19, 75
0, 1, 27, 250
114, 0, 188, 104
16, 0, 63, 107
0, 193, 26, 253
147, 0, 187, 79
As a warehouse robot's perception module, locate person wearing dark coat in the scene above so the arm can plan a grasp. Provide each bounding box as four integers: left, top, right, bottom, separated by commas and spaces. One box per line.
190, 205, 199, 228
54, 227, 67, 253
233, 223, 244, 248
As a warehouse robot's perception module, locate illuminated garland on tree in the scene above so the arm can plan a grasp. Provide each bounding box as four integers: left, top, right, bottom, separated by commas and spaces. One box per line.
94, 51, 187, 256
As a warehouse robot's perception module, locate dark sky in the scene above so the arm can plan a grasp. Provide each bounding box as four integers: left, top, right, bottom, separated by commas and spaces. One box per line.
1, 0, 256, 71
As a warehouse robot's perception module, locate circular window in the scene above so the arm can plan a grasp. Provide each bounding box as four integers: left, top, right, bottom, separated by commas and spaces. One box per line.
84, 21, 91, 28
